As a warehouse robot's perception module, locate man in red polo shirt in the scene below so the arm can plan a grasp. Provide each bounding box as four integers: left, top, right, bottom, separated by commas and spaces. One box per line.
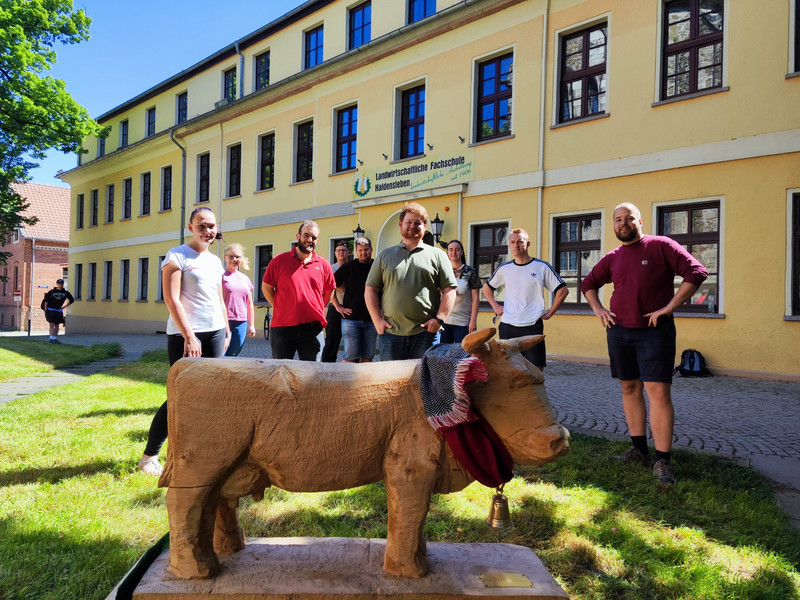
262, 220, 336, 360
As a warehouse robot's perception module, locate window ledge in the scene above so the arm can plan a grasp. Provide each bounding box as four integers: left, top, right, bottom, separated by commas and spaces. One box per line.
469, 134, 514, 148
785, 71, 800, 80
330, 168, 357, 177
652, 86, 729, 108
120, 218, 131, 222
224, 194, 242, 201
158, 209, 172, 214
254, 187, 275, 194
136, 299, 148, 303
556, 306, 595, 316
138, 214, 151, 218
290, 180, 313, 187
550, 113, 610, 130
784, 315, 800, 322
390, 154, 426, 165
675, 311, 725, 319
118, 299, 129, 303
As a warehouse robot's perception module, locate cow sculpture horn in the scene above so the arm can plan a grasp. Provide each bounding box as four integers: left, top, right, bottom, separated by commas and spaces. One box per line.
462, 328, 495, 355
515, 334, 545, 353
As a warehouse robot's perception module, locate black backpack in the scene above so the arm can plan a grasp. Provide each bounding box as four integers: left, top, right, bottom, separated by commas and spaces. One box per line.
674, 349, 712, 377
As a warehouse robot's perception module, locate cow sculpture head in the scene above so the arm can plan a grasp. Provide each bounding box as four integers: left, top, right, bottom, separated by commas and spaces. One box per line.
461, 328, 570, 466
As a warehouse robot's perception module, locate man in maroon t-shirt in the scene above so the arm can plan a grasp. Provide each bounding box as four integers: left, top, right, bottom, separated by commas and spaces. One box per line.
262, 220, 336, 360
581, 203, 708, 486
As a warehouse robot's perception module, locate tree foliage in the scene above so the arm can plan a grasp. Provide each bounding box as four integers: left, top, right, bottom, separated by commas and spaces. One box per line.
0, 0, 102, 257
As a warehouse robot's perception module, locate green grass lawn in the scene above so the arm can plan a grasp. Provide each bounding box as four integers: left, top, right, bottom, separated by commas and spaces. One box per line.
0, 351, 798, 600
0, 338, 121, 381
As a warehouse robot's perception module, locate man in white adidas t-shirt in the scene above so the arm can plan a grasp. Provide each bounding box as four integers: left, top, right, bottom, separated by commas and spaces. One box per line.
481, 228, 568, 369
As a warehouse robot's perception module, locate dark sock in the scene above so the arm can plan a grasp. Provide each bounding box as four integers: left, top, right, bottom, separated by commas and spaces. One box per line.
656, 451, 671, 463
631, 436, 650, 456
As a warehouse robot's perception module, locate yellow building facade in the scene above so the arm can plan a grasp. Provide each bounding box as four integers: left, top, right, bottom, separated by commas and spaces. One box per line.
62, 0, 800, 379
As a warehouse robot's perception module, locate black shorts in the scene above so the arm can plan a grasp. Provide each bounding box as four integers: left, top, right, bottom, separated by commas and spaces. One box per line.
606, 318, 676, 383
498, 320, 545, 368
45, 308, 65, 325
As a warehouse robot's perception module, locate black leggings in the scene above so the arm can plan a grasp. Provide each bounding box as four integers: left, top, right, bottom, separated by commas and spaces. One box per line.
143, 328, 226, 457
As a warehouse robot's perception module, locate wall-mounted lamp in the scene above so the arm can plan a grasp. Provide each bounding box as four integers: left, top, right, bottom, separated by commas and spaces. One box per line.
353, 223, 365, 242
430, 213, 444, 245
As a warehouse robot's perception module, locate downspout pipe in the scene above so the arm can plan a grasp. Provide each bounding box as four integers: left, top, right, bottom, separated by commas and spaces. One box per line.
536, 0, 551, 260
28, 240, 36, 336
170, 130, 187, 245
235, 41, 244, 99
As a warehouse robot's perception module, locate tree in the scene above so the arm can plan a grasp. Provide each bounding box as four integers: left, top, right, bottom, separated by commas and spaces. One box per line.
0, 0, 103, 263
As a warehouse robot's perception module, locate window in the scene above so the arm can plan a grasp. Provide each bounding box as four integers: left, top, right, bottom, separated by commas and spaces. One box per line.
156, 254, 166, 302
657, 201, 720, 312
408, 0, 435, 24
258, 133, 275, 190
161, 166, 172, 211
74, 263, 83, 300
295, 121, 313, 182
227, 144, 241, 197
119, 259, 130, 301
3, 268, 6, 295
87, 262, 96, 300
140, 172, 151, 216
11, 229, 18, 244
120, 119, 129, 148
472, 222, 509, 290
76, 193, 84, 229
662, 0, 724, 100
105, 184, 114, 223
176, 92, 188, 124
554, 214, 602, 305
795, 0, 800, 74
305, 25, 324, 70
146, 107, 156, 136
256, 245, 273, 302
559, 24, 607, 123
335, 105, 358, 173
255, 51, 270, 91
138, 257, 149, 301
476, 52, 513, 141
223, 67, 237, 102
89, 189, 98, 227
13, 264, 18, 290
792, 194, 800, 315
98, 137, 106, 158
103, 260, 113, 301
349, 2, 371, 50
198, 153, 210, 203
122, 178, 132, 219
400, 85, 425, 159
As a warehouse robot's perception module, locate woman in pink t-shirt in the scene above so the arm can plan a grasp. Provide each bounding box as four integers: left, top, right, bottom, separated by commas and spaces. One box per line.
222, 243, 256, 356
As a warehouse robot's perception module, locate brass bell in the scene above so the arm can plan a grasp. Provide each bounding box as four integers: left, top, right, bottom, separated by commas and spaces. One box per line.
486, 485, 513, 529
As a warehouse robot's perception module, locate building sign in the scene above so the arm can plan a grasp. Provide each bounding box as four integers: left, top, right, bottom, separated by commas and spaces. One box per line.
353, 150, 474, 201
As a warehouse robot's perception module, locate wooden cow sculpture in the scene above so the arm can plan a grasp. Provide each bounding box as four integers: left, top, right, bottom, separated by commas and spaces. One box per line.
159, 328, 569, 579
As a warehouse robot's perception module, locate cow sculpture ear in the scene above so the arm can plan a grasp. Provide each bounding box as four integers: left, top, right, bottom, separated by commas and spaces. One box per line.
515, 334, 545, 353
462, 328, 495, 356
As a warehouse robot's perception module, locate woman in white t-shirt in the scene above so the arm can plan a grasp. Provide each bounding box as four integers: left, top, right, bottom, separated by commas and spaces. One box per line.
139, 206, 229, 475
441, 239, 482, 344
222, 243, 256, 357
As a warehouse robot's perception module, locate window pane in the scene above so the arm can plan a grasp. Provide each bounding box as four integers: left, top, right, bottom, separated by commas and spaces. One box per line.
582, 218, 602, 240
494, 227, 508, 247
692, 208, 719, 232
560, 222, 577, 243
565, 36, 583, 56
691, 242, 717, 271
662, 211, 688, 235
565, 53, 583, 73
479, 229, 494, 247
699, 0, 723, 35
497, 99, 511, 133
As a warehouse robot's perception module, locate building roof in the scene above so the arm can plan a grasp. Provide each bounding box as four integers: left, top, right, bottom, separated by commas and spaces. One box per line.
10, 182, 71, 243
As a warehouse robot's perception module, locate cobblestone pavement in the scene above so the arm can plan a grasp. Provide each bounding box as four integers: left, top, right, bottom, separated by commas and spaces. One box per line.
4, 332, 799, 491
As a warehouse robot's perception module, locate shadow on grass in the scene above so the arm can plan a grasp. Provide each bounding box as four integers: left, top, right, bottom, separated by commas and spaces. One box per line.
0, 339, 121, 372
0, 460, 127, 486
80, 407, 155, 418
0, 517, 155, 600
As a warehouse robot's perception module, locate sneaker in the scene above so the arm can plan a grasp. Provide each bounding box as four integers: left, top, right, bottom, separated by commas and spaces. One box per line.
50, 339, 60, 344
138, 455, 162, 476
653, 459, 676, 485
611, 445, 654, 467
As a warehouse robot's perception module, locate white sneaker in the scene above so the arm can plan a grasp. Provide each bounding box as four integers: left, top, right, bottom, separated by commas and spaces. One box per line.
138, 455, 162, 476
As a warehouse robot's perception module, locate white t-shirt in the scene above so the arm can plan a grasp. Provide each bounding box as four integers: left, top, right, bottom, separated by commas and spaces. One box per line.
486, 258, 565, 327
162, 245, 226, 335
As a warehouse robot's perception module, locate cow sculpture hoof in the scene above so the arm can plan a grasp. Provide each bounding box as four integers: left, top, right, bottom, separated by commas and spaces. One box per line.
384, 555, 428, 578
167, 552, 220, 580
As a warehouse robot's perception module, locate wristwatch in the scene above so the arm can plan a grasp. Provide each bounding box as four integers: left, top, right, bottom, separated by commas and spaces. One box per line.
435, 317, 444, 326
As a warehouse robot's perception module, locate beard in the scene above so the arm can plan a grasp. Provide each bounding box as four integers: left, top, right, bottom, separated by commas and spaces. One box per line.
297, 240, 316, 254
615, 226, 639, 243
401, 225, 423, 240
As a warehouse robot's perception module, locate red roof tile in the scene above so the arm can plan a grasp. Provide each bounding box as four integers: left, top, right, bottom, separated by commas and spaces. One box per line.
10, 182, 71, 243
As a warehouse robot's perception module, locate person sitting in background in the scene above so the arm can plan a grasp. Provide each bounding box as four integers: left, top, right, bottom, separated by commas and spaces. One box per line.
222, 243, 256, 357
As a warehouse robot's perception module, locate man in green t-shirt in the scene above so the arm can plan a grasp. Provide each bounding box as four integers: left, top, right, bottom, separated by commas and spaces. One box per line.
365, 202, 456, 360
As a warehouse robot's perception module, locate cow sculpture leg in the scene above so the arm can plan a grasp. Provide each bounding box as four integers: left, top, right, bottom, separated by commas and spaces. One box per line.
166, 486, 221, 578
214, 497, 245, 555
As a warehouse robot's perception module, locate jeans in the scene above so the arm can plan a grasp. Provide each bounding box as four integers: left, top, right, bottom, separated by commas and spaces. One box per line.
271, 322, 323, 361
225, 320, 248, 357
378, 330, 435, 361
321, 305, 342, 362
341, 319, 378, 361
440, 324, 469, 344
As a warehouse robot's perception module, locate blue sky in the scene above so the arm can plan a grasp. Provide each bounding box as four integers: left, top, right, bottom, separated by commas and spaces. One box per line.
29, 0, 302, 186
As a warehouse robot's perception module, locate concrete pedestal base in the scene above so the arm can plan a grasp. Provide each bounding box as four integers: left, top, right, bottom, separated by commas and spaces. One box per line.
123, 537, 568, 599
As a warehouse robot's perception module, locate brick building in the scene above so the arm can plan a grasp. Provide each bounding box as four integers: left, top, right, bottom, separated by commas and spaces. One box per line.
1, 182, 71, 332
